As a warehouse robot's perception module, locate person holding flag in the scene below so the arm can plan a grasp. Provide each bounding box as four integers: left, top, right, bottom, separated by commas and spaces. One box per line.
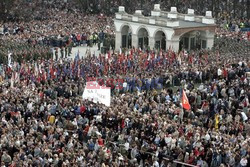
182, 89, 191, 111
8, 51, 12, 68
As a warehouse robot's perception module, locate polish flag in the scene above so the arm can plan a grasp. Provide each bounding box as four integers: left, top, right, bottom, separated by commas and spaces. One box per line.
182, 90, 191, 110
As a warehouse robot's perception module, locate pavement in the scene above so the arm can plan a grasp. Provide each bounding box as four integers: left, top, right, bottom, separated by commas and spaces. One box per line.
52, 45, 101, 60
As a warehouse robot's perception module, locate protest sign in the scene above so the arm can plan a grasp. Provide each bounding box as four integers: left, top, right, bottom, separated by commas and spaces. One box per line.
82, 81, 111, 107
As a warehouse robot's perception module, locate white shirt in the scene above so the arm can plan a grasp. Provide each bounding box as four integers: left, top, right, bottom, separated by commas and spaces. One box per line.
205, 133, 210, 141
217, 68, 222, 76
27, 102, 33, 111
123, 82, 127, 88
241, 112, 248, 121
124, 142, 129, 151
240, 158, 248, 166
238, 61, 242, 67
165, 136, 172, 145
153, 161, 160, 167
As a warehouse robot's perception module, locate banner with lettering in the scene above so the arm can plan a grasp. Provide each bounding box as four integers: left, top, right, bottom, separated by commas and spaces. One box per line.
82, 81, 111, 107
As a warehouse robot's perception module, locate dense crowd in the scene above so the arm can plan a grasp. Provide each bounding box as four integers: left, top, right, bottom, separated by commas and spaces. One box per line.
0, 2, 114, 64
0, 0, 114, 51
1, 0, 249, 46
0, 45, 250, 166
0, 0, 249, 59
0, 12, 114, 46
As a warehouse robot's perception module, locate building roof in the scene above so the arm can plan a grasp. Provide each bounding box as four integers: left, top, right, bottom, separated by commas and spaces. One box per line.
178, 20, 210, 28
115, 4, 216, 29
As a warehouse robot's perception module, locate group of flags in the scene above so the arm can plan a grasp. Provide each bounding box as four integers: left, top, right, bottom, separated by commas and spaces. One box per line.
3, 48, 210, 79
1, 48, 210, 112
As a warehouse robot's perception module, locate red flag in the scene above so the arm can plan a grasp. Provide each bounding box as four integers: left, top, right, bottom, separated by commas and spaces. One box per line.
104, 63, 108, 75
108, 51, 111, 60
182, 90, 191, 110
188, 54, 193, 64
144, 59, 149, 69
37, 75, 41, 83
121, 119, 125, 128
129, 51, 133, 60
42, 70, 47, 81
50, 66, 55, 79
151, 52, 155, 60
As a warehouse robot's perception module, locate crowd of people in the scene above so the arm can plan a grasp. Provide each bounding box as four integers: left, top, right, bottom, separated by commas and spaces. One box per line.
0, 12, 114, 45
0, 0, 249, 61
0, 0, 114, 57
0, 44, 249, 166
0, 0, 115, 64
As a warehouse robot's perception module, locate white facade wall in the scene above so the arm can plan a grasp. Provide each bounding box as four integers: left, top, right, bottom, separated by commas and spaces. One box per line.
114, 5, 216, 51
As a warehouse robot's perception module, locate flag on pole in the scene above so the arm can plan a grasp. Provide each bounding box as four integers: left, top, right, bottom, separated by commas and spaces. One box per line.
182, 89, 191, 110
34, 63, 38, 76
10, 73, 14, 88
14, 71, 20, 83
74, 50, 80, 63
119, 48, 122, 55
108, 51, 111, 60
177, 52, 182, 65
216, 51, 220, 63
8, 52, 12, 68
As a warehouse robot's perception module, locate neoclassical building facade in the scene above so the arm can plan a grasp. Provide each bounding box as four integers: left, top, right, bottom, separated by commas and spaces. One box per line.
114, 4, 217, 51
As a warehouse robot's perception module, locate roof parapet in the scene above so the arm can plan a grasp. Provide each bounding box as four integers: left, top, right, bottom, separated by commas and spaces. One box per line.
154, 4, 161, 11
118, 6, 125, 13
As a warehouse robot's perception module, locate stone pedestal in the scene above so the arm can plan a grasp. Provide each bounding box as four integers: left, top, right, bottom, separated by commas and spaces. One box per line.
149, 37, 155, 50
206, 37, 214, 49
166, 39, 180, 51
132, 34, 138, 48
115, 31, 122, 51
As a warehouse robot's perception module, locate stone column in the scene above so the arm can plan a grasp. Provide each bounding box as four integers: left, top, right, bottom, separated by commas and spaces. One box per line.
172, 39, 180, 52
132, 34, 138, 49
166, 39, 180, 52
205, 31, 215, 50
206, 37, 214, 49
149, 37, 155, 50
115, 31, 122, 51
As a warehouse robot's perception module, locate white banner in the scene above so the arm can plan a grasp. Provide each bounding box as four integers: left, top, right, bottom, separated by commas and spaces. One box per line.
82, 81, 111, 107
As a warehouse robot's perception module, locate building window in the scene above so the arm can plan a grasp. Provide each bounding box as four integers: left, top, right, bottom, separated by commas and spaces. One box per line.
184, 37, 189, 49
202, 40, 207, 49
190, 37, 195, 50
